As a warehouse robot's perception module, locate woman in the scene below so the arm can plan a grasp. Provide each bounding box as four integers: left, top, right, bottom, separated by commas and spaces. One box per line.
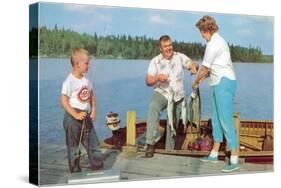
192, 16, 239, 172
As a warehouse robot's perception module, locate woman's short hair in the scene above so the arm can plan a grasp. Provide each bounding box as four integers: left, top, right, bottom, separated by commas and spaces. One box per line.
195, 15, 219, 34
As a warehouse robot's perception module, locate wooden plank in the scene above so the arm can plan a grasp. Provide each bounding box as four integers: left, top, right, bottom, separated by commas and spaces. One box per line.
114, 155, 201, 177
240, 119, 273, 123
38, 146, 121, 185
112, 152, 273, 180
240, 134, 264, 138
139, 148, 273, 157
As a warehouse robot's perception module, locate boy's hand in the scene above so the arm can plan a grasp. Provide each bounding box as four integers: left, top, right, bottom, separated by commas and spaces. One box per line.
75, 112, 87, 121
90, 111, 96, 121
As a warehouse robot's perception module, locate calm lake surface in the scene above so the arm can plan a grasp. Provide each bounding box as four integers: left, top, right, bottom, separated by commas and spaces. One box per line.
38, 58, 273, 148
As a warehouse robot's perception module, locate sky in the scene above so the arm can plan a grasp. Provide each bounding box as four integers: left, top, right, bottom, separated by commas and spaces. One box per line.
37, 2, 274, 55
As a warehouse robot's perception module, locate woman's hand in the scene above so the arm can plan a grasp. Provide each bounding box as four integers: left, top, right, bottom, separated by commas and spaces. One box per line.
192, 81, 198, 90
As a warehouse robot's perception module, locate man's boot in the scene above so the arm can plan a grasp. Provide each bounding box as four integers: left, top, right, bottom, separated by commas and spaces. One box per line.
145, 144, 154, 158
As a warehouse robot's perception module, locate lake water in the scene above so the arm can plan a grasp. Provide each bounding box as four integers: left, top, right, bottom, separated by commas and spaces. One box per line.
38, 58, 273, 148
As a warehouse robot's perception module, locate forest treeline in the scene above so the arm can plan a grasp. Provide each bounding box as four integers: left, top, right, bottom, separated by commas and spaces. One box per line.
29, 26, 273, 62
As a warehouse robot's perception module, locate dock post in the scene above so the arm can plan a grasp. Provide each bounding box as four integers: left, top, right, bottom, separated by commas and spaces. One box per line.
233, 112, 243, 162
123, 111, 137, 153
233, 112, 240, 150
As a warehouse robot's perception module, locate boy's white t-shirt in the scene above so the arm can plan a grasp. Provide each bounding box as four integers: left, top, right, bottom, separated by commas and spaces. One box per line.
61, 73, 92, 111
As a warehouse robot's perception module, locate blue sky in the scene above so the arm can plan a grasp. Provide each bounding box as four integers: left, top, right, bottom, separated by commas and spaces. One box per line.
38, 2, 274, 55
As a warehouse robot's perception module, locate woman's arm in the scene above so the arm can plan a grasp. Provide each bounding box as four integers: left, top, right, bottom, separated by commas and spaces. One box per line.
192, 65, 210, 89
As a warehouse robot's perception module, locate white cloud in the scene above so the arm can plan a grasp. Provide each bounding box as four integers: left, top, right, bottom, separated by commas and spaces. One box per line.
252, 15, 274, 24
63, 4, 112, 23
231, 15, 273, 27
70, 22, 90, 31
231, 17, 251, 26
96, 14, 112, 22
149, 15, 171, 25
237, 29, 252, 36
64, 4, 92, 12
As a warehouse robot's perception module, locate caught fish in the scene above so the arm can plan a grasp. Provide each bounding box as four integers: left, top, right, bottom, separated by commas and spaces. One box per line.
186, 87, 201, 136
181, 98, 187, 133
167, 91, 176, 138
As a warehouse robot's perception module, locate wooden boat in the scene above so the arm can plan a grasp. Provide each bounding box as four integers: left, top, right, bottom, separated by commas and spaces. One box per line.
102, 111, 273, 164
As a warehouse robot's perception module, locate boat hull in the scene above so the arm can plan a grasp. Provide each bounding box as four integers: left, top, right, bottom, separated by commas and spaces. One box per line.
102, 119, 273, 164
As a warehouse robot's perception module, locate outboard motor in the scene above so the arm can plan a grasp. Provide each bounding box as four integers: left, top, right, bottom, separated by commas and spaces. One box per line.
106, 112, 121, 131
104, 112, 125, 149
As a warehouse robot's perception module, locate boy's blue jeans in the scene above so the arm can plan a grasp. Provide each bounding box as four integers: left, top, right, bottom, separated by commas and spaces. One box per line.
211, 77, 238, 150
146, 91, 182, 149
63, 111, 103, 172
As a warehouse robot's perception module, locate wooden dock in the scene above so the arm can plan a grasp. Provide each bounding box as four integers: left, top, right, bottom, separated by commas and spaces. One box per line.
38, 111, 273, 185
38, 145, 273, 186
114, 151, 272, 180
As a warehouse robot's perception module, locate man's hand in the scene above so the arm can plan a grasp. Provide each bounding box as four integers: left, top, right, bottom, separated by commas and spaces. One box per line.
74, 112, 87, 121
189, 62, 198, 75
157, 74, 169, 82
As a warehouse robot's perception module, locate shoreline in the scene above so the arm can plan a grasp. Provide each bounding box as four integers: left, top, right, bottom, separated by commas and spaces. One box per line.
31, 56, 273, 63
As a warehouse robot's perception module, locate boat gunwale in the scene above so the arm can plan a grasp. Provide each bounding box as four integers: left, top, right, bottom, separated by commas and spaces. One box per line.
135, 119, 273, 125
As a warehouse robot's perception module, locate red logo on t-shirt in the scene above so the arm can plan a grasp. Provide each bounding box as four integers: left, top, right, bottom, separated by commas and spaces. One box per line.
77, 86, 90, 103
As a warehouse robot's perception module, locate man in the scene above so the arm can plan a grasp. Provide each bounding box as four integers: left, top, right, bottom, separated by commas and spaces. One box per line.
145, 35, 197, 158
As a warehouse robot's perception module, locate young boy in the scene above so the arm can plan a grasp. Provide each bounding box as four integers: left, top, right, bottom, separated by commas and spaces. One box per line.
61, 48, 103, 173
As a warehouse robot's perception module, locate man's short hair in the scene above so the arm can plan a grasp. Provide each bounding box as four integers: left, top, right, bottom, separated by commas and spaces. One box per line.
159, 35, 171, 45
